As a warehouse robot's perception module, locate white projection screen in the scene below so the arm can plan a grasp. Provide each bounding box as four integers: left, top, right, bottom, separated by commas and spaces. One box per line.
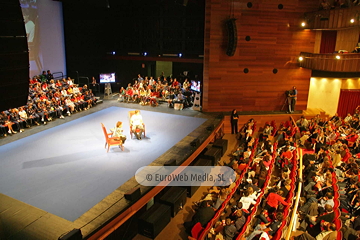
20, 0, 66, 78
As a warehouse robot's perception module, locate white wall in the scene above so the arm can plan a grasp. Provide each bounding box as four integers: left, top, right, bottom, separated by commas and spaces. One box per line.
307, 77, 360, 115
307, 77, 342, 115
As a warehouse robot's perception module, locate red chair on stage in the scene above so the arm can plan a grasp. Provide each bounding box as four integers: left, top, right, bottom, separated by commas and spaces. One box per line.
101, 123, 124, 152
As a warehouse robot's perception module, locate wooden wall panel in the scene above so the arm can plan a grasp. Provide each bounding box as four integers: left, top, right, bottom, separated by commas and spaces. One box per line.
203, 0, 319, 112
307, 6, 360, 30
335, 27, 360, 52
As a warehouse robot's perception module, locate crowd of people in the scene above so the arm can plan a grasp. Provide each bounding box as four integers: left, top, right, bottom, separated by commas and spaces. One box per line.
185, 108, 360, 240
117, 75, 195, 110
0, 70, 98, 137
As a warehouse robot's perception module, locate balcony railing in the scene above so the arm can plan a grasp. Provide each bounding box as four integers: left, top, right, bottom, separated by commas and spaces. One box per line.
299, 52, 360, 72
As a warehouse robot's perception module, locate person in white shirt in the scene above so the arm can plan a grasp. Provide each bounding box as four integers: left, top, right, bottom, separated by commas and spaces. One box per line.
130, 110, 144, 140
239, 188, 257, 210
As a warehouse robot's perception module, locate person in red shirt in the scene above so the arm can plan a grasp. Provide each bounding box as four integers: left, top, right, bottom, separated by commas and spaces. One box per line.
280, 147, 293, 168
264, 187, 289, 214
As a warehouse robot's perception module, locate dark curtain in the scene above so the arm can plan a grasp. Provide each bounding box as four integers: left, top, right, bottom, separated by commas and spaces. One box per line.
320, 31, 337, 53
337, 90, 360, 117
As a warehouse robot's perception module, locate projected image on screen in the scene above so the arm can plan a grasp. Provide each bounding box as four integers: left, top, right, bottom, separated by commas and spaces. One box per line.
100, 73, 116, 83
21, 0, 41, 77
20, 0, 66, 78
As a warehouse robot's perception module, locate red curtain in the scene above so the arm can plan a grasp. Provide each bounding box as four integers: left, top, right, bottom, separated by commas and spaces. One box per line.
320, 31, 337, 53
337, 90, 360, 117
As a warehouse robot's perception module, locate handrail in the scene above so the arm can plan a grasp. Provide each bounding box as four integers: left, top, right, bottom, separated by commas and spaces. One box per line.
272, 146, 298, 240
285, 148, 303, 240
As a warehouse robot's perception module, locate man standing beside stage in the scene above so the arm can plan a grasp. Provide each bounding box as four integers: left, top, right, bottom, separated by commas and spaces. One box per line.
130, 110, 144, 140
290, 86, 297, 113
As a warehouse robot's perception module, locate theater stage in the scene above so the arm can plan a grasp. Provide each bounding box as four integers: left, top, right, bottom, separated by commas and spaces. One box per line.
0, 102, 222, 240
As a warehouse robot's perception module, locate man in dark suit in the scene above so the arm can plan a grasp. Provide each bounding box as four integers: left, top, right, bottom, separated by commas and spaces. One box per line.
299, 204, 335, 237
184, 200, 215, 234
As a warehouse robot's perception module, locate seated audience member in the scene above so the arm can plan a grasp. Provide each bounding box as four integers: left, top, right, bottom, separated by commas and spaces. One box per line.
294, 222, 337, 240
223, 218, 237, 240
184, 200, 215, 233
234, 209, 246, 231
264, 187, 289, 214
1, 111, 16, 135
239, 188, 257, 211
247, 212, 284, 239
261, 124, 272, 140
213, 188, 228, 210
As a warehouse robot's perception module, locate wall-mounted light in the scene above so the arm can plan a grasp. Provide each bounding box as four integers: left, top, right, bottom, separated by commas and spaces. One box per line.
298, 56, 304, 61
335, 55, 341, 60
301, 22, 306, 27
350, 18, 355, 23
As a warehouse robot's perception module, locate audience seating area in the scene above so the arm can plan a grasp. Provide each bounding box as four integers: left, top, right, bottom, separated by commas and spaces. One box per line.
117, 77, 195, 110
181, 110, 360, 240
0, 71, 99, 137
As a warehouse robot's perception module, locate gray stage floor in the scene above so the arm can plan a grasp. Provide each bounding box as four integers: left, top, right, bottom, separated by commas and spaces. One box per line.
0, 99, 221, 240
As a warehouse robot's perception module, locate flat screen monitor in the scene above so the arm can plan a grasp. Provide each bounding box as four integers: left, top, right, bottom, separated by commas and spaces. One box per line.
190, 80, 201, 92
100, 73, 116, 83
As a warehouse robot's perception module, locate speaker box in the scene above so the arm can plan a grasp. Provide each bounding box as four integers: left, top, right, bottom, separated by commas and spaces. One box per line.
138, 203, 171, 239
212, 139, 228, 157
181, 158, 212, 197
164, 159, 177, 166
124, 187, 141, 201
159, 186, 187, 217
226, 18, 237, 56
58, 229, 82, 240
206, 125, 214, 131
202, 147, 222, 166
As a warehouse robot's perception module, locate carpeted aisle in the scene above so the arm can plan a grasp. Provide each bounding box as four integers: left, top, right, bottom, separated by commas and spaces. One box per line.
0, 106, 206, 221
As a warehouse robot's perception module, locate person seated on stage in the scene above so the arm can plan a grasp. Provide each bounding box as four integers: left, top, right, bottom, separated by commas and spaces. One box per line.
111, 121, 126, 144
130, 110, 144, 140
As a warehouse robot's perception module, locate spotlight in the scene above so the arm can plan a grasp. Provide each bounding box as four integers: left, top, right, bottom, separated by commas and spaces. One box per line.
112, 51, 115, 55
298, 56, 304, 61
301, 22, 306, 27
143, 52, 147, 56
351, 18, 355, 23
335, 55, 341, 60
178, 53, 182, 57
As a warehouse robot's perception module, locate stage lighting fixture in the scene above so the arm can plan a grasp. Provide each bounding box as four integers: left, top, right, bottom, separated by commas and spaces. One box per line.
178, 53, 182, 57
143, 52, 148, 56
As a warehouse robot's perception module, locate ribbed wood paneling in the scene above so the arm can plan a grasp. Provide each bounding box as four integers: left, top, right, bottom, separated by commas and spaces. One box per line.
335, 27, 360, 52
306, 6, 360, 30
203, 0, 319, 112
